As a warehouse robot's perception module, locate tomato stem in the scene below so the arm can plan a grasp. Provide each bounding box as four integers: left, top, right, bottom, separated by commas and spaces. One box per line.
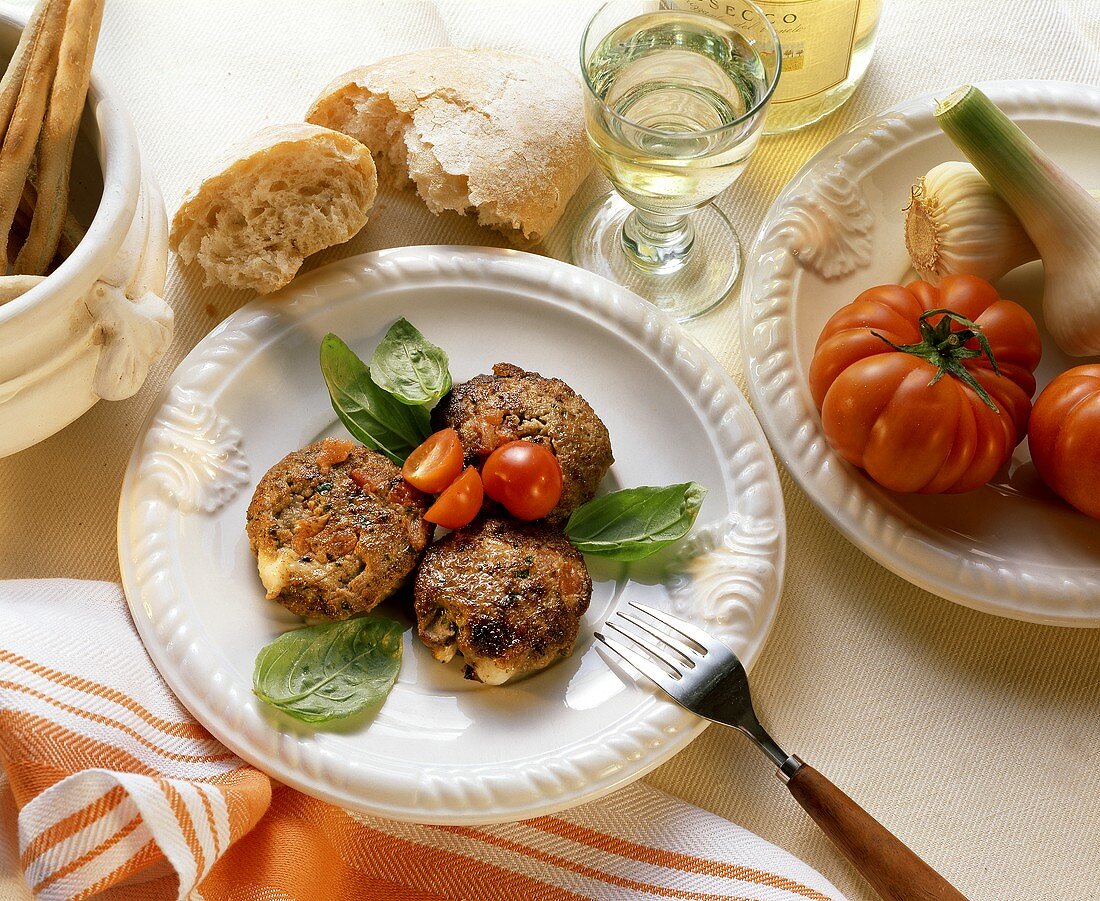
871, 309, 1001, 412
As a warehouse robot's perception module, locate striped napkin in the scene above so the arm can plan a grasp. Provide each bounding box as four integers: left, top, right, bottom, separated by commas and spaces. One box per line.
0, 580, 846, 901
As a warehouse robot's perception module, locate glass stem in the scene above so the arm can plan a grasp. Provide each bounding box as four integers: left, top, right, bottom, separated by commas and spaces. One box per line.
620, 209, 695, 273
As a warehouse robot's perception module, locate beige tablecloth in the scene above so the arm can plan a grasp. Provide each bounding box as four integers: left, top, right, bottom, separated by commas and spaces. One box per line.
2, 1, 1099, 899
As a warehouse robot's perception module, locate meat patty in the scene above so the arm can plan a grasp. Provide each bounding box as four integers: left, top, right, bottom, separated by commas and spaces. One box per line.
414, 517, 592, 684
431, 363, 613, 523
246, 437, 432, 619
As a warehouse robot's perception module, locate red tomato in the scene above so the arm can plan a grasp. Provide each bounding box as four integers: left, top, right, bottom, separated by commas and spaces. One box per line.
402, 428, 464, 494
1028, 364, 1100, 519
481, 440, 563, 520
424, 467, 483, 529
809, 274, 1041, 493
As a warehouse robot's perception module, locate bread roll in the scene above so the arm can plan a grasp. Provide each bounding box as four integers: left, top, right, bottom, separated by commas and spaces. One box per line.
307, 48, 592, 247
170, 123, 377, 294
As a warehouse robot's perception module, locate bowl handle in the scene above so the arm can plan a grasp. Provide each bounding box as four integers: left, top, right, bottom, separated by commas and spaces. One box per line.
87, 281, 173, 401
89, 168, 173, 401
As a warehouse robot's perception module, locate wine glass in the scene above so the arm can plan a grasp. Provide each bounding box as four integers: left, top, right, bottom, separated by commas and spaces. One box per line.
573, 0, 780, 321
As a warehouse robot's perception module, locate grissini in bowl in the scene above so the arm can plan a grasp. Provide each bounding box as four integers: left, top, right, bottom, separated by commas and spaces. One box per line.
0, 1, 171, 458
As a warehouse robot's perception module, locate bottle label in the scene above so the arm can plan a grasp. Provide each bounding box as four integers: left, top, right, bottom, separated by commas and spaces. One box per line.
674, 0, 862, 104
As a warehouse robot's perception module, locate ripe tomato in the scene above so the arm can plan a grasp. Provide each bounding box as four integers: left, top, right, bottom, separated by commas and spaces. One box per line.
425, 467, 483, 530
481, 440, 563, 520
1028, 364, 1100, 519
809, 274, 1041, 493
402, 428, 464, 494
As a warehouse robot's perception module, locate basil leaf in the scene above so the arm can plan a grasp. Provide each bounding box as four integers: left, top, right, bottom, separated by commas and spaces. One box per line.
320, 333, 430, 463
565, 483, 707, 562
253, 615, 403, 723
369, 318, 452, 407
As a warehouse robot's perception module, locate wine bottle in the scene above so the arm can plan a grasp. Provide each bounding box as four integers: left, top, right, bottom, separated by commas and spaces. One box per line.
669, 0, 883, 134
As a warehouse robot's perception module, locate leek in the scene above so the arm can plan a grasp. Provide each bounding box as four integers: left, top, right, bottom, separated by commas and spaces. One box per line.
935, 85, 1100, 357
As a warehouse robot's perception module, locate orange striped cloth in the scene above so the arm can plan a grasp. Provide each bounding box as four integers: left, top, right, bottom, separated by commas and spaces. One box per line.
0, 581, 847, 901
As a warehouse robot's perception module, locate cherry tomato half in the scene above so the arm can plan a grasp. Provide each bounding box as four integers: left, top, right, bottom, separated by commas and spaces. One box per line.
402, 428, 464, 494
481, 440, 563, 520
424, 467, 483, 530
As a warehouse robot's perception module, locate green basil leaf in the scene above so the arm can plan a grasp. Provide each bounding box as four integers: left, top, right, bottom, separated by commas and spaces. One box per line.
253, 615, 403, 723
320, 333, 430, 463
369, 318, 452, 407
565, 483, 707, 562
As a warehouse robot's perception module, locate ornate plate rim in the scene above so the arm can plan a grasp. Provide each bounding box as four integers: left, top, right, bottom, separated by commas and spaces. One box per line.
741, 79, 1100, 627
119, 245, 787, 823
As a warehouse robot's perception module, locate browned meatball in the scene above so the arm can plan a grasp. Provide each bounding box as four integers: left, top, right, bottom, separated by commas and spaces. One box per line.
431, 363, 613, 523
246, 437, 432, 619
414, 517, 592, 684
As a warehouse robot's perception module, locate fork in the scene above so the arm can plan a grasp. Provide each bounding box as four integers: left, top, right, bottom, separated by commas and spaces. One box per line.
596, 603, 968, 901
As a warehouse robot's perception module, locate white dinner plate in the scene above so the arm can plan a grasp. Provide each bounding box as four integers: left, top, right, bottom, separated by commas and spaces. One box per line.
742, 80, 1100, 626
119, 246, 785, 823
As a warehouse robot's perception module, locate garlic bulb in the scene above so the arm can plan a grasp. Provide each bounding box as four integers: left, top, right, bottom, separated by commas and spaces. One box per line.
906, 159, 1100, 287
905, 161, 1039, 284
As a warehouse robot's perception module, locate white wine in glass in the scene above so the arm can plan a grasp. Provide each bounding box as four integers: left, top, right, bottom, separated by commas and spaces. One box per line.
573, 1, 780, 321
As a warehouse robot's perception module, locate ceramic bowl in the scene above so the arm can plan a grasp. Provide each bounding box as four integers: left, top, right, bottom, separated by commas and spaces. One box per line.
0, 3, 171, 458
741, 80, 1100, 625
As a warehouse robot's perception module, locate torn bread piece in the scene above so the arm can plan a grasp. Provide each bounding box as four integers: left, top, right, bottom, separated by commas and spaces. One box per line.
306, 48, 592, 247
170, 123, 377, 294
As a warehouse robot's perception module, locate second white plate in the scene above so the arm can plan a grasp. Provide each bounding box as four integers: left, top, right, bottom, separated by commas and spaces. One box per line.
119, 246, 786, 823
742, 80, 1100, 626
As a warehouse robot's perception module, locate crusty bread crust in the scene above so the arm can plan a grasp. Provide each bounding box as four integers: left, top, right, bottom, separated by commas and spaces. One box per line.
170, 123, 377, 294
307, 48, 592, 247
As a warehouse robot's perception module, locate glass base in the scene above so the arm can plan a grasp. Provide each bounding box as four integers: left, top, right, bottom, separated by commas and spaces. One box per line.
571, 191, 741, 323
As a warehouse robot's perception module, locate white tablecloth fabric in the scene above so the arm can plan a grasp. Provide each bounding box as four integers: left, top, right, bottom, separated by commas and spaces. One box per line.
1, 1, 1098, 899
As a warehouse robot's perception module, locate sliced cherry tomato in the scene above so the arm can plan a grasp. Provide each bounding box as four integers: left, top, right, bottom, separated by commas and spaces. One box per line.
424, 467, 483, 530
481, 440, 563, 520
402, 428, 464, 494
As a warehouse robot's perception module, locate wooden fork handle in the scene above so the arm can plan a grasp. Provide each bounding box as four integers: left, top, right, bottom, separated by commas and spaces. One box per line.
783, 759, 968, 901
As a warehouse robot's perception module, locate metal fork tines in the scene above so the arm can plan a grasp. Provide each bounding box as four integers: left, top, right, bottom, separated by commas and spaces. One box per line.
595, 602, 796, 773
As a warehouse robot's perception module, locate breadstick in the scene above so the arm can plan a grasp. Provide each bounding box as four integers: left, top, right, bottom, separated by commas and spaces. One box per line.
58, 204, 84, 258
15, 0, 102, 275
0, 274, 44, 305
17, 179, 86, 260
0, 0, 50, 140
0, 0, 69, 272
